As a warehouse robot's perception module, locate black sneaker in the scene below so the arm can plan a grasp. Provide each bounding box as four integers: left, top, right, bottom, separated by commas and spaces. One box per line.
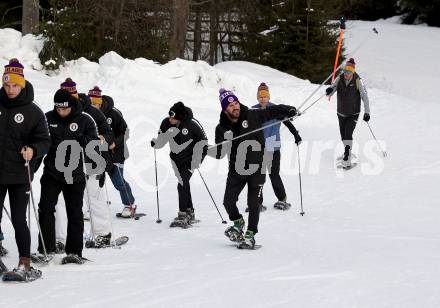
61, 254, 86, 265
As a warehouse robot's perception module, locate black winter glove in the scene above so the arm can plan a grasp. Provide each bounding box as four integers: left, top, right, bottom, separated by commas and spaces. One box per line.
97, 172, 106, 188
294, 132, 302, 145
325, 87, 333, 96
363, 113, 370, 122
288, 106, 297, 118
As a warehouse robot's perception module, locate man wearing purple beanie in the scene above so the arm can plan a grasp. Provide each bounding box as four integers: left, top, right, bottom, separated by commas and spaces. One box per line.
214, 88, 298, 249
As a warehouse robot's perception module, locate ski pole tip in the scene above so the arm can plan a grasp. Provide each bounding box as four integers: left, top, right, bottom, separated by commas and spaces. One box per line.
222, 220, 227, 224
156, 219, 162, 223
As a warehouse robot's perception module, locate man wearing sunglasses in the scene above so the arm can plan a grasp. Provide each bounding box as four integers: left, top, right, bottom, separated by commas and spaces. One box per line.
326, 58, 370, 168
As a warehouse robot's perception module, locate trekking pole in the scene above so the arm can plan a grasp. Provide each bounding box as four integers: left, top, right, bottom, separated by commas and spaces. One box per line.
297, 145, 305, 216
366, 122, 387, 158
80, 148, 97, 241
154, 149, 162, 223
196, 169, 227, 224
103, 179, 115, 245
24, 151, 50, 261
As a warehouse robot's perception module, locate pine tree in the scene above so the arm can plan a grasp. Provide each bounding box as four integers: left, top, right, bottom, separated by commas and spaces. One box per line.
262, 0, 343, 83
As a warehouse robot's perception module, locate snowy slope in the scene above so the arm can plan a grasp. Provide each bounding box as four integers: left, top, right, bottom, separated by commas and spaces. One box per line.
1, 19, 440, 308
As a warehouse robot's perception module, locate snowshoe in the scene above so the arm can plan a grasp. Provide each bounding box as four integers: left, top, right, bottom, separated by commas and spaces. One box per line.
186, 208, 200, 224
170, 211, 191, 229
237, 230, 261, 250
337, 160, 358, 170
2, 266, 42, 282
85, 235, 129, 249
274, 201, 291, 211
224, 217, 245, 242
30, 253, 54, 265
2, 257, 42, 282
119, 205, 137, 218
245, 204, 267, 213
61, 254, 88, 265
116, 212, 146, 220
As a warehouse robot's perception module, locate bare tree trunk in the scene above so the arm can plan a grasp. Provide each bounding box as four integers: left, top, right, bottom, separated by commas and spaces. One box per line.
192, 7, 201, 61
169, 0, 189, 60
22, 0, 39, 35
209, 1, 217, 65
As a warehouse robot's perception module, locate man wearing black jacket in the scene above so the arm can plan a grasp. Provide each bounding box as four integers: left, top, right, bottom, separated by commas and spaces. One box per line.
56, 79, 114, 247
37, 89, 98, 263
215, 88, 297, 249
151, 101, 207, 228
0, 59, 50, 280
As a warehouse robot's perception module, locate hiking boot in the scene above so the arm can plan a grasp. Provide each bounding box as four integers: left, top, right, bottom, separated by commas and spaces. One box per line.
225, 217, 245, 242
237, 230, 256, 249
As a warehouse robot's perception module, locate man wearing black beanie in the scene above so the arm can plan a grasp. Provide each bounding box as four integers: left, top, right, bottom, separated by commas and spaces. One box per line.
151, 102, 207, 228
36, 89, 98, 264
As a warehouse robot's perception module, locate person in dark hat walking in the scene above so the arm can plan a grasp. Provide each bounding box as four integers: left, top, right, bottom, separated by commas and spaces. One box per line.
326, 58, 370, 168
215, 88, 298, 249
37, 89, 98, 264
151, 102, 207, 228
0, 58, 50, 281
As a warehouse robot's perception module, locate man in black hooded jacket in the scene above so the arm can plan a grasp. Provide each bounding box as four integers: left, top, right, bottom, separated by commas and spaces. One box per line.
214, 88, 297, 249
37, 89, 98, 263
151, 101, 207, 228
0, 59, 50, 280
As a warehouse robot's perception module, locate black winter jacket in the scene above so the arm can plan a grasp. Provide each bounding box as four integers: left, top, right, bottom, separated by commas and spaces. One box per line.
101, 95, 129, 164
155, 107, 207, 169
43, 100, 99, 183
215, 103, 294, 175
78, 93, 114, 144
0, 81, 50, 184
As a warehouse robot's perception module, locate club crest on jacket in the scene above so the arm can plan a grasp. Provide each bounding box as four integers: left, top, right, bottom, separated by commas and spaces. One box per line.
70, 123, 78, 132
14, 113, 24, 124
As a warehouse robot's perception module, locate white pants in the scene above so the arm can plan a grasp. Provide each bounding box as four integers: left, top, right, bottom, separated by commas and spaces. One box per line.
55, 176, 112, 242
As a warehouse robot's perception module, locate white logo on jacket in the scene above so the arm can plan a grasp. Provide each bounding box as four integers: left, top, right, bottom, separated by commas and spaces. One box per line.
70, 123, 78, 132
107, 118, 112, 125
14, 113, 24, 124
242, 120, 248, 128
182, 128, 188, 135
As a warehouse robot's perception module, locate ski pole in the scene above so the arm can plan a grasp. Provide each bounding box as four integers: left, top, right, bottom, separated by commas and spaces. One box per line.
153, 149, 162, 223
81, 148, 97, 240
297, 145, 305, 216
366, 122, 387, 157
196, 169, 227, 224
329, 17, 345, 102
103, 179, 115, 245
24, 152, 50, 261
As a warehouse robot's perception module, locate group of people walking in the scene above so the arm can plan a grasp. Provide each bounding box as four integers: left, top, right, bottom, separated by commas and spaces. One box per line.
0, 56, 370, 281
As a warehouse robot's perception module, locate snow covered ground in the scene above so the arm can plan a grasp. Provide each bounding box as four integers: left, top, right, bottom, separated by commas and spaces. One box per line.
1, 19, 440, 308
